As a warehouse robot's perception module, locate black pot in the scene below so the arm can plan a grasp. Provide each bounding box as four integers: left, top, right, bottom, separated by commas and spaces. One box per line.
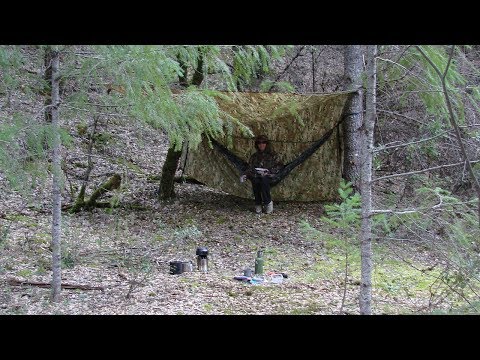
169, 261, 193, 275
196, 247, 208, 257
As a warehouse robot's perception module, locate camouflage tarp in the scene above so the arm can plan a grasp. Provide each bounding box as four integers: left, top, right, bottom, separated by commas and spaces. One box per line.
183, 91, 352, 201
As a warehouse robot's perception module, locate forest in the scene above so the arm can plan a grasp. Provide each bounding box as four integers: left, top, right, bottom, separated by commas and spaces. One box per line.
0, 45, 479, 315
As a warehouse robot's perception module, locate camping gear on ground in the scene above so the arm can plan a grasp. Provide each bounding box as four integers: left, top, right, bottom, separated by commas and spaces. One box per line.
269, 274, 284, 284
250, 276, 265, 285
196, 247, 209, 272
169, 261, 193, 275
254, 250, 264, 275
266, 271, 288, 279
233, 271, 285, 285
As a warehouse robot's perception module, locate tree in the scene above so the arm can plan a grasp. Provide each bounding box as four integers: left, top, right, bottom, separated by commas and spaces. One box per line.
359, 45, 377, 315
343, 45, 364, 190
415, 45, 480, 227
43, 47, 54, 123
153, 45, 291, 200
370, 45, 480, 312
158, 47, 207, 200
50, 47, 62, 302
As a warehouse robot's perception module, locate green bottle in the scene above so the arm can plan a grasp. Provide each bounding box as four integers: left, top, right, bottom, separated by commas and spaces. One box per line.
254, 250, 264, 275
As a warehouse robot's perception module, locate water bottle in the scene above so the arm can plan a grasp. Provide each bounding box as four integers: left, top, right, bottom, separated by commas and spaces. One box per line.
196, 247, 209, 272
254, 250, 264, 275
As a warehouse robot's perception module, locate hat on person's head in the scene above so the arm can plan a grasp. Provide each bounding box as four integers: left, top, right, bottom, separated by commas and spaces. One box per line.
255, 135, 269, 144
254, 134, 271, 151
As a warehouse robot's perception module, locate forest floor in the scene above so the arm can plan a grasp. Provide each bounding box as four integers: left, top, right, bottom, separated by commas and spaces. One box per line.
0, 177, 450, 315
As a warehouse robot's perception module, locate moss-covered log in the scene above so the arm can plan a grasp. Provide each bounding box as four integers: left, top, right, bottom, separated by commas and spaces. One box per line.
70, 185, 87, 213
148, 174, 203, 185
84, 173, 121, 209
69, 174, 122, 212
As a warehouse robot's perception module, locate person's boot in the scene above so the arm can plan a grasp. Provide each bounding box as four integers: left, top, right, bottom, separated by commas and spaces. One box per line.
255, 205, 262, 214
265, 201, 273, 214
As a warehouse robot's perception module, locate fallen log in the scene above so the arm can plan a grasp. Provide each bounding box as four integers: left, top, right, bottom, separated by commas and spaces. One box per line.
84, 173, 121, 209
147, 174, 204, 185
7, 277, 105, 291
68, 173, 122, 213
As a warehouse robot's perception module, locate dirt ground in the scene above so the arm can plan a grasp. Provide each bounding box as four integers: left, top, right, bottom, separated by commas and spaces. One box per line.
0, 176, 441, 315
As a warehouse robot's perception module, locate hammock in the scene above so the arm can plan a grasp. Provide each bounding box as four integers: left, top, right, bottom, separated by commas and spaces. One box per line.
182, 91, 352, 201
211, 118, 343, 187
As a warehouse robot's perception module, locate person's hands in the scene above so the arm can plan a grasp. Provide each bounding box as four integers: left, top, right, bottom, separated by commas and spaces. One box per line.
240, 175, 247, 182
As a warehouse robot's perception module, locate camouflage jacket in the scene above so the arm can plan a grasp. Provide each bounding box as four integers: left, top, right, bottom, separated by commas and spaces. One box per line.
244, 150, 284, 178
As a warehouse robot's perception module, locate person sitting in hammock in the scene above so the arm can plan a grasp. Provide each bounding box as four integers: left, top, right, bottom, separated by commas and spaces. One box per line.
240, 135, 284, 214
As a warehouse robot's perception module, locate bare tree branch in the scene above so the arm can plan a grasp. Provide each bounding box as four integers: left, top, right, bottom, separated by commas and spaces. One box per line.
373, 160, 480, 182
373, 130, 453, 153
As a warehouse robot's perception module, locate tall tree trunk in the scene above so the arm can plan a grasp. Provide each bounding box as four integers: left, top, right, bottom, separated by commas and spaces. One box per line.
311, 46, 316, 92
178, 55, 189, 88
158, 148, 182, 200
359, 45, 377, 315
191, 50, 204, 87
50, 47, 62, 302
158, 48, 205, 200
44, 47, 53, 123
343, 45, 364, 190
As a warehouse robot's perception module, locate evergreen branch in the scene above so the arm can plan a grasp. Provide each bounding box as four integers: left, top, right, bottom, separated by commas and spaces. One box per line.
416, 45, 480, 226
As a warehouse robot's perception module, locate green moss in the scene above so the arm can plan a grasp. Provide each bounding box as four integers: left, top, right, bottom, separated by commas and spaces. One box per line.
33, 232, 50, 244
287, 302, 323, 315
5, 214, 37, 228
36, 266, 47, 275
61, 251, 76, 269
372, 259, 441, 297
153, 234, 166, 243
116, 157, 144, 174
215, 216, 227, 224
227, 290, 238, 297
76, 123, 88, 136
35, 258, 49, 274
17, 269, 33, 277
